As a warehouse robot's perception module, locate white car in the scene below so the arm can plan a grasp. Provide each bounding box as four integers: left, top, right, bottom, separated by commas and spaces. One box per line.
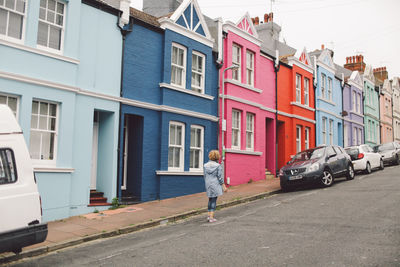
345, 145, 384, 174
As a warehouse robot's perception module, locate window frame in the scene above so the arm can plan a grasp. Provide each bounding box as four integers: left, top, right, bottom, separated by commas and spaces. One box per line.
189, 125, 203, 172
191, 51, 205, 93
322, 117, 327, 145
0, 0, 27, 43
168, 121, 185, 171
296, 125, 301, 153
329, 119, 333, 145
0, 93, 19, 119
170, 43, 187, 88
305, 127, 310, 149
245, 112, 255, 151
29, 99, 59, 166
36, 0, 66, 53
246, 50, 254, 86
231, 109, 241, 149
304, 78, 310, 106
0, 148, 18, 185
321, 74, 326, 98
327, 77, 332, 101
295, 74, 301, 103
352, 91, 356, 111
232, 44, 241, 82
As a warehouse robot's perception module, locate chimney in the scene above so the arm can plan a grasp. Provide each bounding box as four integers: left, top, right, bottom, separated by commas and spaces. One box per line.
321, 44, 325, 50
373, 66, 388, 82
264, 13, 269, 23
255, 16, 259, 25
344, 54, 366, 73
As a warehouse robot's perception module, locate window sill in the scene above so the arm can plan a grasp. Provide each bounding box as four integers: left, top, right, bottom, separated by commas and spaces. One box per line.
34, 167, 75, 173
317, 97, 336, 106
160, 83, 214, 100
156, 170, 204, 176
0, 39, 79, 64
290, 102, 315, 111
349, 111, 364, 117
225, 79, 262, 93
225, 149, 263, 156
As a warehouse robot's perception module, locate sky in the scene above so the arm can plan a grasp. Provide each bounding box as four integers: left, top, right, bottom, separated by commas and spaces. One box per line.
130, 0, 400, 79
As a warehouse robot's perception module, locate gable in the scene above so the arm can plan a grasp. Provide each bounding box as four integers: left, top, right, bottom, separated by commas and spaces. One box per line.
171, 0, 210, 38
299, 47, 311, 67
317, 49, 335, 72
363, 65, 375, 82
235, 13, 258, 38
393, 77, 400, 88
349, 71, 362, 86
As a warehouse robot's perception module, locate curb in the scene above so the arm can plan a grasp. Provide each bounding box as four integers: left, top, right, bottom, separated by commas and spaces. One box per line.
0, 189, 280, 265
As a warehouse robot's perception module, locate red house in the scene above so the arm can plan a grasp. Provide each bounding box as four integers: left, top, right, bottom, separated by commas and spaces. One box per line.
277, 48, 316, 170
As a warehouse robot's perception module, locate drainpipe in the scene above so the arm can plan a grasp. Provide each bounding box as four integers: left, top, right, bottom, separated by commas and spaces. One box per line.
313, 56, 317, 146
340, 73, 345, 147
273, 49, 279, 176
116, 17, 133, 201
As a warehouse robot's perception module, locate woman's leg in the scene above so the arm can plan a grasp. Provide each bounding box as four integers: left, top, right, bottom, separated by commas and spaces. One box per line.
209, 197, 218, 218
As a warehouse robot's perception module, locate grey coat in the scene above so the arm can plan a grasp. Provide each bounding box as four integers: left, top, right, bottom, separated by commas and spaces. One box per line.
203, 161, 223, 198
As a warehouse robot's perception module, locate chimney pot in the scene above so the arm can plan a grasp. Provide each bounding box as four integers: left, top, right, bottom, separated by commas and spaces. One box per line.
352, 56, 355, 63
264, 13, 269, 23
269, 12, 273, 21
251, 17, 255, 23
255, 16, 259, 25
321, 44, 325, 50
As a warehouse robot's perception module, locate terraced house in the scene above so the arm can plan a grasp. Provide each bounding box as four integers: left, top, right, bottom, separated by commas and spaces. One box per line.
379, 79, 394, 143
310, 46, 343, 147
219, 13, 276, 186
0, 0, 129, 221
118, 0, 219, 202
392, 77, 400, 142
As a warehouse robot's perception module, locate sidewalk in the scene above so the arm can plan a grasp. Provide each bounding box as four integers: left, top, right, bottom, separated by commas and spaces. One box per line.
0, 177, 281, 264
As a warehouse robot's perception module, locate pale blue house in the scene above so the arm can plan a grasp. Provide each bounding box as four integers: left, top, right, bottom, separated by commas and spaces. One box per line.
310, 47, 343, 147
0, 0, 129, 221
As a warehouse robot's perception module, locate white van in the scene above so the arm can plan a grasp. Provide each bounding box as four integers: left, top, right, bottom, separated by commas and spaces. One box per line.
0, 104, 47, 254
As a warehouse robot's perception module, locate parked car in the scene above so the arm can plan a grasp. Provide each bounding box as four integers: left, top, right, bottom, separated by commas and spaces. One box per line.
345, 145, 384, 174
0, 105, 48, 254
279, 145, 355, 191
374, 142, 400, 166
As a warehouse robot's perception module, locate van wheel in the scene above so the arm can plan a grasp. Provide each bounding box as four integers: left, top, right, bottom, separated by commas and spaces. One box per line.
320, 169, 333, 187
379, 159, 384, 170
365, 162, 371, 174
346, 164, 355, 180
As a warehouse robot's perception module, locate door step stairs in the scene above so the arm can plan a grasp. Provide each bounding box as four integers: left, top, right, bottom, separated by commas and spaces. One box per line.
88, 190, 111, 207
120, 190, 141, 205
265, 169, 278, 180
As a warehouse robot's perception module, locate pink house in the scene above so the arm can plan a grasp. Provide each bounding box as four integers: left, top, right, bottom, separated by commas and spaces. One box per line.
220, 13, 276, 186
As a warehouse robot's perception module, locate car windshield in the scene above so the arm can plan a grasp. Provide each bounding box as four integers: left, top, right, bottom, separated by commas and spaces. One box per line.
375, 143, 394, 152
291, 147, 325, 162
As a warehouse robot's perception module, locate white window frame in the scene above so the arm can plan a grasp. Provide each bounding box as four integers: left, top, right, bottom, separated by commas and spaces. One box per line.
0, 93, 19, 119
232, 44, 241, 82
352, 91, 356, 111
328, 77, 333, 101
170, 43, 187, 88
329, 119, 333, 145
305, 127, 310, 149
232, 109, 241, 149
296, 125, 301, 153
168, 121, 185, 171
189, 125, 203, 171
304, 78, 309, 106
191, 51, 205, 93
321, 74, 326, 98
322, 117, 327, 145
352, 127, 357, 145
246, 50, 254, 86
29, 99, 58, 166
37, 0, 66, 53
0, 0, 27, 43
357, 93, 361, 113
246, 113, 254, 151
296, 74, 301, 103
343, 124, 348, 148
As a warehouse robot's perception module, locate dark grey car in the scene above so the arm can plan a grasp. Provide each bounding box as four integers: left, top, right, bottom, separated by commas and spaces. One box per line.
279, 145, 355, 191
374, 142, 400, 165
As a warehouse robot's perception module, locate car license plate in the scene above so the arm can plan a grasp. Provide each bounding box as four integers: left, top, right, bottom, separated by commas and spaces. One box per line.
289, 175, 302, 180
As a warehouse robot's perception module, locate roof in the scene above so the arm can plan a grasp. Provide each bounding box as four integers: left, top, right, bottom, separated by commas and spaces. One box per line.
0, 105, 21, 134
334, 63, 352, 80
130, 7, 160, 27
82, 0, 121, 16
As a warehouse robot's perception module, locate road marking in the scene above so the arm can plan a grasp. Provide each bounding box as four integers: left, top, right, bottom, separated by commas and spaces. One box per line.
98, 252, 123, 261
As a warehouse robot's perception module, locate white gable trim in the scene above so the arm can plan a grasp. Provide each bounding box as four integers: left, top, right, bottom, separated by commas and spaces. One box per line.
348, 80, 363, 90
299, 47, 312, 67
223, 22, 262, 46
317, 50, 336, 73
236, 12, 259, 39
317, 61, 336, 74
287, 56, 314, 74
169, 0, 212, 40
159, 18, 214, 48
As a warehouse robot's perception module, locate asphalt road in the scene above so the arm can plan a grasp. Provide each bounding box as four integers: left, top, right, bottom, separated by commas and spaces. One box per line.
10, 165, 400, 267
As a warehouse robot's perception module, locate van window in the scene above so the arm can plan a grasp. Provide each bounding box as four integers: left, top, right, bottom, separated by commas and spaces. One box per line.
0, 149, 17, 185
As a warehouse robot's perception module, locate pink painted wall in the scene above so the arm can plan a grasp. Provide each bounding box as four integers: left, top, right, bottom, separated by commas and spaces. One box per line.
219, 24, 276, 186
380, 90, 394, 143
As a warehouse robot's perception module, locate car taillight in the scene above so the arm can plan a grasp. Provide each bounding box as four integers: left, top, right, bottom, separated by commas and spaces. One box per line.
39, 196, 43, 216
357, 153, 364, 159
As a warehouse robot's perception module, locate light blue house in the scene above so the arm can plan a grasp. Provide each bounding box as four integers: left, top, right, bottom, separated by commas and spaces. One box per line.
363, 65, 380, 146
0, 0, 129, 221
118, 0, 219, 203
310, 48, 343, 147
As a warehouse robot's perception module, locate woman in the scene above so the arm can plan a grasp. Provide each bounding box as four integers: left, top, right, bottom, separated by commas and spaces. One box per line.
203, 150, 227, 223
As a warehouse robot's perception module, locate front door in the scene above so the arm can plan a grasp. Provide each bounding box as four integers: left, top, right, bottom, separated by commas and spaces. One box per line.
90, 121, 99, 190
122, 122, 128, 190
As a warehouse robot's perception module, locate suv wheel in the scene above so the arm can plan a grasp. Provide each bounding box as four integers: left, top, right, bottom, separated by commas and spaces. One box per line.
379, 159, 384, 170
346, 164, 355, 180
365, 162, 371, 174
395, 155, 400, 165
320, 169, 333, 187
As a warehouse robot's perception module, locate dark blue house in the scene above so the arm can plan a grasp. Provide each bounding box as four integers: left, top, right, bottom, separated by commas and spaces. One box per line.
119, 0, 219, 202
